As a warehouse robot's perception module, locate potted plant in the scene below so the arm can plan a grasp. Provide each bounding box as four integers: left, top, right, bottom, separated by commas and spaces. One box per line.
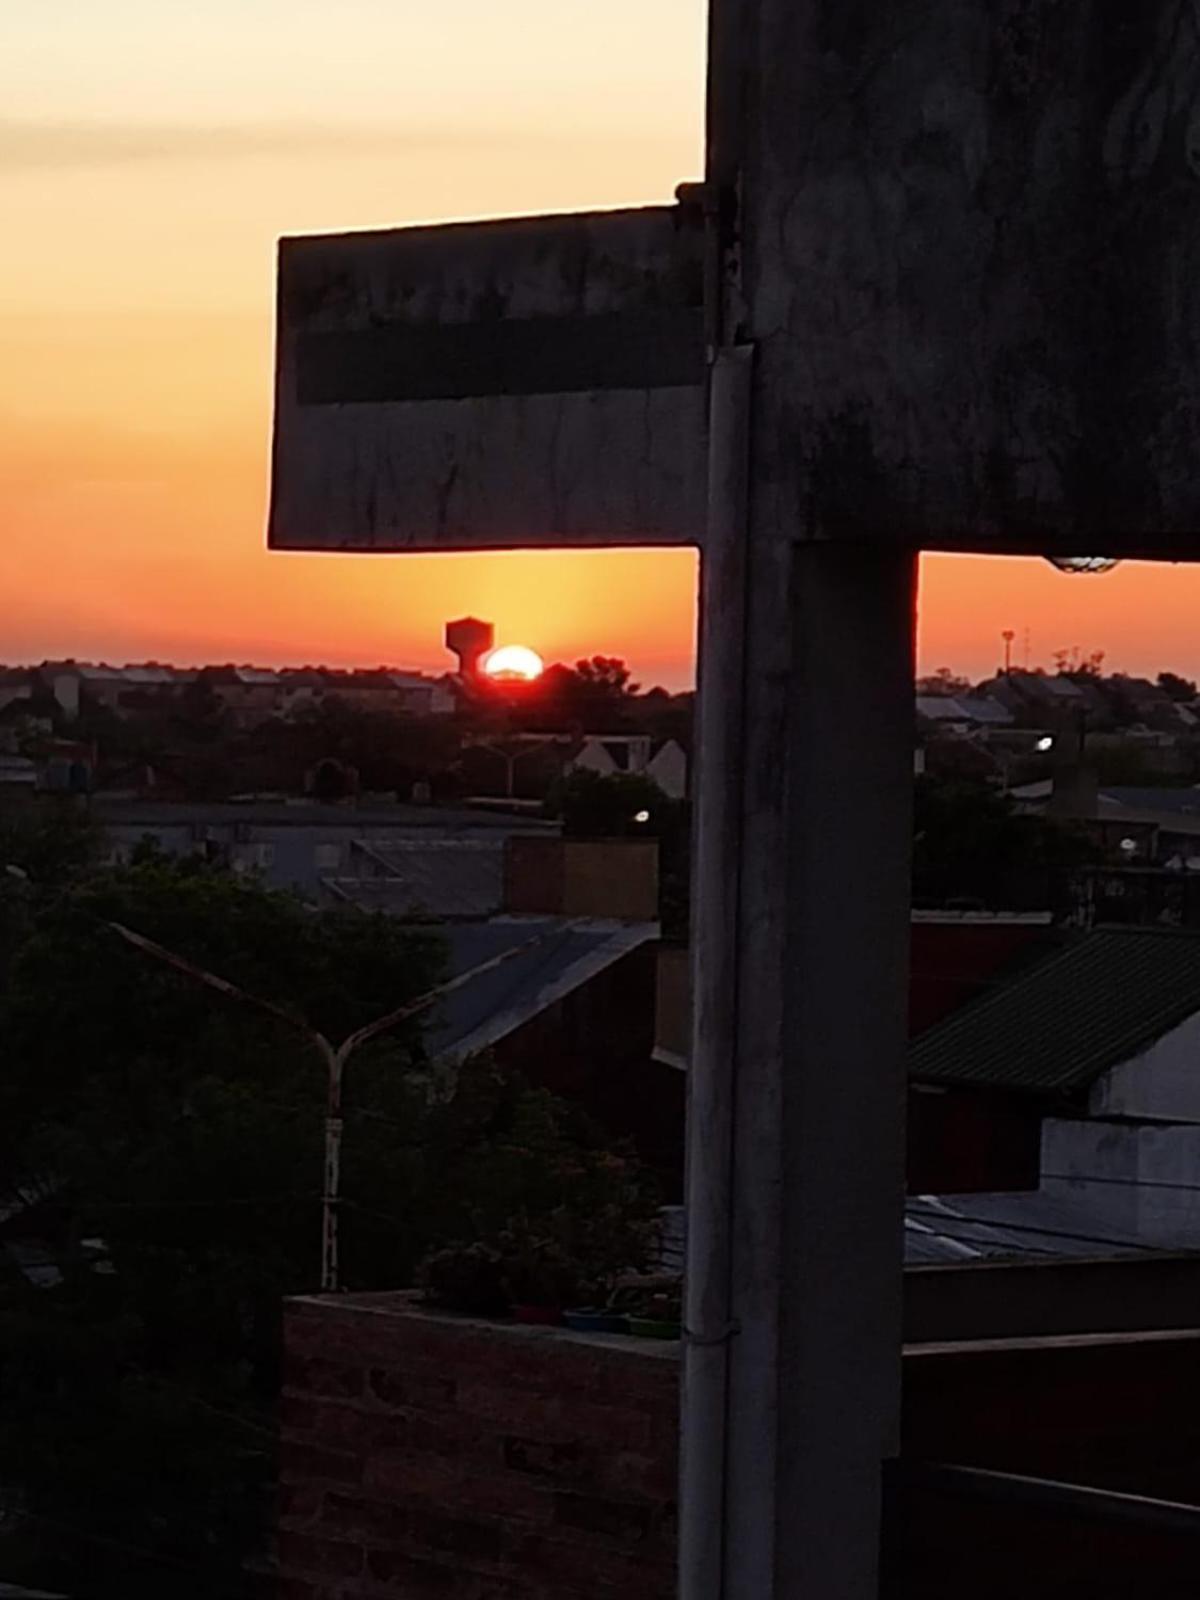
562, 1303, 629, 1335
416, 1241, 510, 1316
497, 1221, 585, 1325
611, 1278, 682, 1340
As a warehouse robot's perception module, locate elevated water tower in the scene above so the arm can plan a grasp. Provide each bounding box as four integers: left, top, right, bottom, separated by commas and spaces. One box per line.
444, 617, 494, 681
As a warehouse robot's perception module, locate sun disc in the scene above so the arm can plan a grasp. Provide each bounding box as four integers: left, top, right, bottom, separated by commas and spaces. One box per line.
483, 644, 544, 681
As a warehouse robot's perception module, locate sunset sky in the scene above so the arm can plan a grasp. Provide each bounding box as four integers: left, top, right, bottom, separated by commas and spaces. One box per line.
5, 2, 1200, 690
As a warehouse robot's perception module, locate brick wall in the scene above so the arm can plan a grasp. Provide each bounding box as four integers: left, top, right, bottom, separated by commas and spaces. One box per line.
277, 1298, 1200, 1598
504, 839, 659, 922
277, 1294, 678, 1600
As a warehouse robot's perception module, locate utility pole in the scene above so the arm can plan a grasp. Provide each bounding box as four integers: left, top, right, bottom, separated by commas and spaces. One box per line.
1002, 630, 1015, 675
109, 919, 569, 1291
680, 8, 916, 1594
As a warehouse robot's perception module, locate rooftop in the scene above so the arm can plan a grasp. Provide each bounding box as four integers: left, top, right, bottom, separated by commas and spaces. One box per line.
909, 925, 1200, 1094
428, 916, 658, 1063
331, 838, 506, 918
660, 1189, 1158, 1270
93, 798, 558, 833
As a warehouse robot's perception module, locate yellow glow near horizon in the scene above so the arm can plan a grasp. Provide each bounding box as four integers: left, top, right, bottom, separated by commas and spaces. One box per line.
483, 645, 545, 682
7, 5, 1200, 684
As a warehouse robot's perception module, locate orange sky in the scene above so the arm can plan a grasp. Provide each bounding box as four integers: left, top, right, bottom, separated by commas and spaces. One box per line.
4, 3, 1200, 690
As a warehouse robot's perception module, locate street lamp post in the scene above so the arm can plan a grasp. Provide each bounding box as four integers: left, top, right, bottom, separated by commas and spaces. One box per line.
108, 918, 568, 1290
469, 734, 563, 798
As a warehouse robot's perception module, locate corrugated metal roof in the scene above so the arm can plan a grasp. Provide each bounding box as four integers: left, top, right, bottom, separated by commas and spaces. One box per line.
909, 926, 1200, 1094
1104, 786, 1200, 817
955, 695, 1013, 725
916, 696, 971, 721
659, 1192, 1157, 1272
341, 838, 505, 918
904, 1192, 1152, 1263
427, 917, 657, 1063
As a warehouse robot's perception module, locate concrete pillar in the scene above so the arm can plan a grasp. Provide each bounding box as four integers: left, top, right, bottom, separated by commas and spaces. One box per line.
683, 353, 916, 1595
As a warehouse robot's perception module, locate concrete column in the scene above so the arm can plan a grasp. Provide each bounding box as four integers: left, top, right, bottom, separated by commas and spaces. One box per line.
683, 494, 916, 1593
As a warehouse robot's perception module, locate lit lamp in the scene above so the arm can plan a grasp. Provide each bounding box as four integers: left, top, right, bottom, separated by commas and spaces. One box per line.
1046, 557, 1120, 574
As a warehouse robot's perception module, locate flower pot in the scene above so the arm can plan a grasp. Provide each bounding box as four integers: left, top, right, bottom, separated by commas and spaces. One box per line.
563, 1307, 628, 1335
626, 1316, 681, 1341
512, 1303, 563, 1327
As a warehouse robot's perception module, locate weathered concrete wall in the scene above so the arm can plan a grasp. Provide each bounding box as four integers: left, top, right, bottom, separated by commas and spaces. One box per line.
1090, 1008, 1200, 1122
1043, 1114, 1200, 1243
735, 1, 1200, 556
270, 207, 707, 552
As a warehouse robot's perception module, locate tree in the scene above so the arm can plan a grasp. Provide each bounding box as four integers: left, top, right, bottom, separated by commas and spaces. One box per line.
912, 775, 1098, 911
574, 655, 637, 697
308, 754, 357, 803
916, 667, 970, 697
0, 844, 657, 1597
1158, 671, 1198, 702
1052, 646, 1105, 677
516, 657, 640, 733
546, 771, 691, 938
549, 769, 671, 838
0, 799, 99, 889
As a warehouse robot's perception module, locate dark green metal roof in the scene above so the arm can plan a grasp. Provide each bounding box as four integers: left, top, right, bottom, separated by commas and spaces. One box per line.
908, 926, 1200, 1095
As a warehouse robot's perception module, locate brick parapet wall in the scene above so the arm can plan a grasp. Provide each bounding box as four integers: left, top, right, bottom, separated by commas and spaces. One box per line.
276, 1296, 1200, 1599
277, 1294, 678, 1600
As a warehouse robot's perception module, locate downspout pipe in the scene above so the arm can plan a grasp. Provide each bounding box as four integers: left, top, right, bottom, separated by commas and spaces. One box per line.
679, 339, 753, 1600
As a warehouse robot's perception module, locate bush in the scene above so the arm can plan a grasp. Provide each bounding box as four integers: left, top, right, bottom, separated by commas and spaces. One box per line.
417, 1243, 509, 1315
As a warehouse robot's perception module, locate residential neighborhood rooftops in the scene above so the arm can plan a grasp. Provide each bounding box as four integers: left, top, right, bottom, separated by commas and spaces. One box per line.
92, 798, 558, 833
908, 925, 1200, 1095
915, 694, 1012, 726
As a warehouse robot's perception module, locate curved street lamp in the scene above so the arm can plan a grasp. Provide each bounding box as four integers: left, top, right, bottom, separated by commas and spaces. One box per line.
108, 918, 571, 1291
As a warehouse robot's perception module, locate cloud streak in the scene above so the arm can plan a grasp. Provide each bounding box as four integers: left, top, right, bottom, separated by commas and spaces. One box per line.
0, 118, 519, 173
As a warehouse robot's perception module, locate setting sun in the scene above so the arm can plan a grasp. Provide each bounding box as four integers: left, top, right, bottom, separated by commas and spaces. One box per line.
482, 644, 545, 682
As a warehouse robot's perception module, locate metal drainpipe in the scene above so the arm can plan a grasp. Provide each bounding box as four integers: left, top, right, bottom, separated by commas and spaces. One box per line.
679, 340, 753, 1600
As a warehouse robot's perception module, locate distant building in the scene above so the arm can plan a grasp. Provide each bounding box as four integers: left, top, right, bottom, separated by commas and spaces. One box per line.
94, 797, 557, 900
319, 668, 455, 717
445, 617, 495, 680
910, 924, 1200, 1240
915, 693, 1013, 733
1013, 778, 1200, 868
0, 669, 33, 715
200, 666, 285, 728
568, 735, 688, 799
40, 662, 193, 722
0, 755, 38, 792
